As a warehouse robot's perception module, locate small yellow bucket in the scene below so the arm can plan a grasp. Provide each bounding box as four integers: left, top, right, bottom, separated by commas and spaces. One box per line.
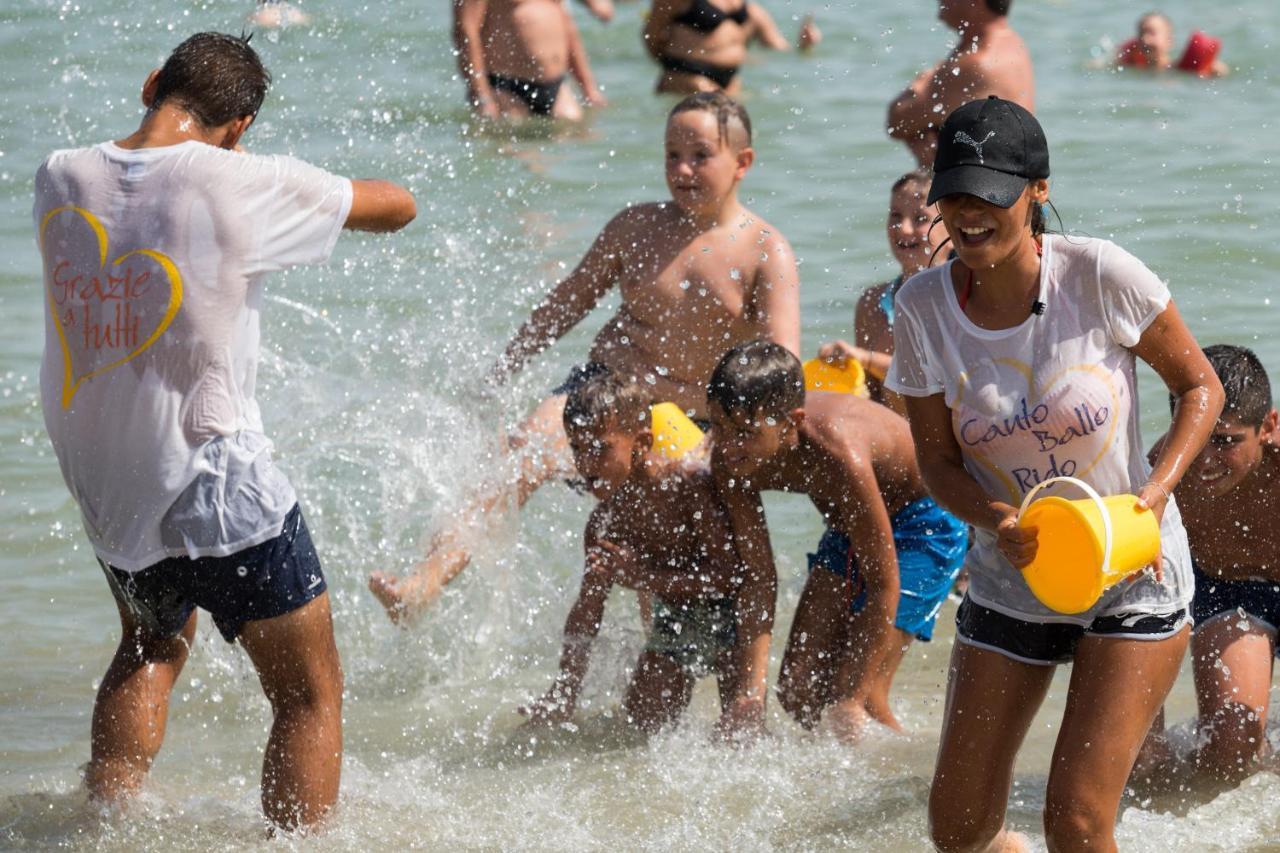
1017, 476, 1161, 614
650, 402, 705, 460
803, 357, 869, 397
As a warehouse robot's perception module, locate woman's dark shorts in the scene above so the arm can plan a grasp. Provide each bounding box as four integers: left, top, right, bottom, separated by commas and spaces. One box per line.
99, 504, 326, 643
955, 596, 1189, 666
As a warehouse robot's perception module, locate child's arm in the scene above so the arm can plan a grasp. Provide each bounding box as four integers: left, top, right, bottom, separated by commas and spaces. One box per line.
715, 482, 777, 737
454, 0, 499, 118
563, 5, 607, 107
520, 533, 616, 724
825, 454, 900, 719
753, 231, 802, 358
490, 212, 626, 384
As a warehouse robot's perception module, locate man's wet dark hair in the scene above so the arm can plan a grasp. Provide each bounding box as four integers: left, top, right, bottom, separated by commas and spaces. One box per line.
1170, 345, 1272, 428
669, 91, 753, 149
708, 340, 805, 420
563, 369, 652, 435
152, 32, 271, 127
986, 0, 1013, 15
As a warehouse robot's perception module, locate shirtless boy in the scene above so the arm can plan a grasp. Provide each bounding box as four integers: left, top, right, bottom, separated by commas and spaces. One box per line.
707, 341, 967, 739
886, 0, 1035, 166
1137, 345, 1280, 784
454, 0, 606, 120
370, 92, 800, 620
519, 371, 744, 732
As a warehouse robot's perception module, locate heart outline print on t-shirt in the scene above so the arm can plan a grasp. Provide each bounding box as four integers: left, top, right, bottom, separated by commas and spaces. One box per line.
953, 357, 1123, 503
40, 205, 184, 408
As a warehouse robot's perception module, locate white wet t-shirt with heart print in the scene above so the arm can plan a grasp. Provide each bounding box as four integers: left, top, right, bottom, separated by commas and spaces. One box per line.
886, 234, 1192, 623
35, 142, 352, 572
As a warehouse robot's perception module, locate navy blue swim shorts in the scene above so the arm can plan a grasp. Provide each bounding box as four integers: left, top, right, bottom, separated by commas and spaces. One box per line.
98, 504, 327, 643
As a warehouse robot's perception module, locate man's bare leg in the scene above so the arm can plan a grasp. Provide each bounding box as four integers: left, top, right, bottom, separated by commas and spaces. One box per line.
238, 592, 344, 831
369, 394, 571, 622
87, 606, 197, 803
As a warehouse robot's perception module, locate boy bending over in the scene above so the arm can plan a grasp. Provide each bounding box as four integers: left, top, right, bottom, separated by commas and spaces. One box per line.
707, 341, 966, 740
371, 92, 799, 621
1138, 345, 1280, 784
520, 370, 745, 732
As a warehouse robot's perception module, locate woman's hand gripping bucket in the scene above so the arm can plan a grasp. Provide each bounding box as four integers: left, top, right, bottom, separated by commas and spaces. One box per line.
1016, 476, 1161, 614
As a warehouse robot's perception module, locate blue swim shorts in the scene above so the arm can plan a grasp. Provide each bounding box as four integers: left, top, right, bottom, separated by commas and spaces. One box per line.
98, 504, 327, 643
808, 496, 967, 641
1192, 562, 1280, 640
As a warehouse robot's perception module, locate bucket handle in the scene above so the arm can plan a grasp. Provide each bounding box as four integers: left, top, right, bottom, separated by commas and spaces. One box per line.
1016, 476, 1113, 576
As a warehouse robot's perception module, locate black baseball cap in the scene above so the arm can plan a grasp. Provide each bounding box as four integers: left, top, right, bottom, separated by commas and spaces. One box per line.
927, 96, 1050, 209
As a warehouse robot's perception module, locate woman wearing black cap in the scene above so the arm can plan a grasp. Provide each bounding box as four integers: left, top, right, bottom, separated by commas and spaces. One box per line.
885, 96, 1224, 850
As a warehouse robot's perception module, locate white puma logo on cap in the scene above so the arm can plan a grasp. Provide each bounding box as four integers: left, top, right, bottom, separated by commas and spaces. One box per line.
955, 130, 996, 162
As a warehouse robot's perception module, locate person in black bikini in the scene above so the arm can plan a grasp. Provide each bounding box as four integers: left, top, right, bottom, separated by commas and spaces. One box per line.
454, 0, 606, 120
643, 0, 819, 95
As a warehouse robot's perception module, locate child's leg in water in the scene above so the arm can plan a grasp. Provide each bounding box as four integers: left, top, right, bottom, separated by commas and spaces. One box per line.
624, 651, 695, 733
368, 394, 572, 622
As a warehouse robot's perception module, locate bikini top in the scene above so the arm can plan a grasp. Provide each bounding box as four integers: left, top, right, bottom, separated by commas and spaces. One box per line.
879, 275, 904, 328
674, 0, 749, 33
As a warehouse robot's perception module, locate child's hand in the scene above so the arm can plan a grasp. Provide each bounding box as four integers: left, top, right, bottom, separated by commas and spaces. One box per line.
585, 88, 608, 108
518, 685, 576, 726
816, 340, 868, 371
580, 0, 614, 22
587, 539, 637, 586
797, 14, 821, 50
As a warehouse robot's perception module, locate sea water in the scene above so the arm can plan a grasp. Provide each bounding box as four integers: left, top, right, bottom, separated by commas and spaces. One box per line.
1, 0, 1278, 848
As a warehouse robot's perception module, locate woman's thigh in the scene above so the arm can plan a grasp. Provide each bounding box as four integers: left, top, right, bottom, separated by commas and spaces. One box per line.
1045, 627, 1190, 840
929, 640, 1055, 847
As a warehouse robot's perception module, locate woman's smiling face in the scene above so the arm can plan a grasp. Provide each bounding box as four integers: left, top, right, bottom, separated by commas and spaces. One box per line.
937, 178, 1049, 269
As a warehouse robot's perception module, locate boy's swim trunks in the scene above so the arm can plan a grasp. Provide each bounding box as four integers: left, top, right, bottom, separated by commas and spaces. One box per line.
809, 496, 967, 641
647, 595, 736, 674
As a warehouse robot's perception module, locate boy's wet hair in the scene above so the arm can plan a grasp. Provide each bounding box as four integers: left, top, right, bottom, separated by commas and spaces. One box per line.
668, 92, 753, 149
563, 370, 652, 435
1169, 345, 1272, 428
708, 340, 804, 420
152, 32, 271, 128
987, 0, 1013, 14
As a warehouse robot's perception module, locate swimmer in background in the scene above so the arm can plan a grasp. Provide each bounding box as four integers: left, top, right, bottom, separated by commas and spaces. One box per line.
643, 0, 820, 96
519, 371, 745, 733
368, 93, 800, 621
706, 341, 967, 740
248, 0, 310, 28
1135, 346, 1280, 788
886, 0, 1034, 167
815, 170, 943, 419
1114, 12, 1229, 78
454, 0, 607, 121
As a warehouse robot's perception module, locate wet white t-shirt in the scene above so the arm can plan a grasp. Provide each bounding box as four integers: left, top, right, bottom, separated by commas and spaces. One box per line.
886, 234, 1192, 623
35, 141, 353, 571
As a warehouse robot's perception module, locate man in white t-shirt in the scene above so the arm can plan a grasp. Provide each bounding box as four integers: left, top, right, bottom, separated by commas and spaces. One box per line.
33, 32, 415, 829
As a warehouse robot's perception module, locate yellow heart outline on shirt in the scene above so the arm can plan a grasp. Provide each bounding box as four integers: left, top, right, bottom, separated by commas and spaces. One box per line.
40, 205, 184, 409
956, 358, 1122, 503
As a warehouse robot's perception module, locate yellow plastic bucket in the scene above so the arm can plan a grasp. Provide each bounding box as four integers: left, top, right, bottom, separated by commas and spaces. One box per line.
1017, 476, 1161, 614
650, 402, 705, 460
803, 357, 869, 397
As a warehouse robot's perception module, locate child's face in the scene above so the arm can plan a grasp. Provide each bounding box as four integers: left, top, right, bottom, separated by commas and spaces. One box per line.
567, 420, 644, 500
708, 402, 794, 479
887, 183, 939, 276
665, 111, 751, 214
937, 179, 1048, 271
1187, 413, 1276, 497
